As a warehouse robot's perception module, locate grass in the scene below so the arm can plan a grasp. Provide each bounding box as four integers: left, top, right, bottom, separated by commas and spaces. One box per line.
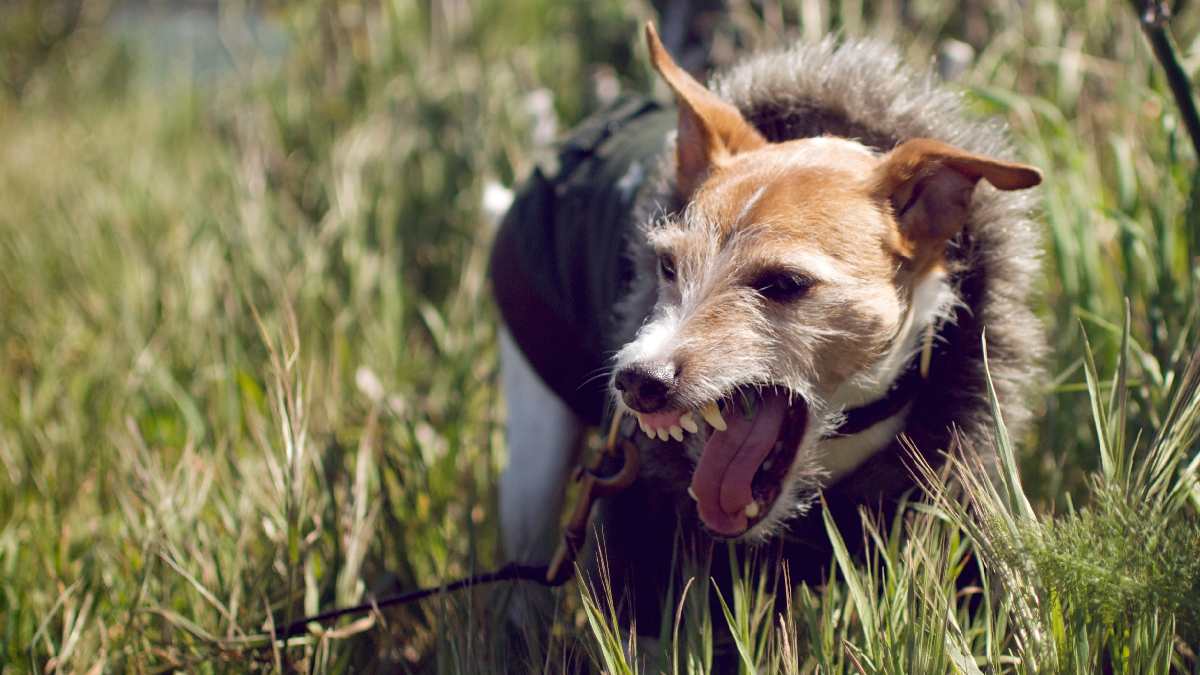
1, 0, 1199, 671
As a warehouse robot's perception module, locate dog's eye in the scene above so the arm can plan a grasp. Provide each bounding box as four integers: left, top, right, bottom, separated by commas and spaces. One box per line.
754, 272, 813, 303
658, 254, 677, 282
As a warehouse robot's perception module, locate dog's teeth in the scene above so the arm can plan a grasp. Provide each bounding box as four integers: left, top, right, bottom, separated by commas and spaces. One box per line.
637, 416, 650, 435
679, 413, 699, 434
700, 401, 727, 432
656, 427, 669, 442
688, 486, 698, 502
642, 423, 655, 439
669, 425, 683, 441
744, 502, 760, 519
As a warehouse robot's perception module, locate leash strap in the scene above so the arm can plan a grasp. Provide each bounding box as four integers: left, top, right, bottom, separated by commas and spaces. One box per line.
277, 563, 553, 638
278, 410, 638, 639
280, 347, 929, 638
546, 410, 638, 584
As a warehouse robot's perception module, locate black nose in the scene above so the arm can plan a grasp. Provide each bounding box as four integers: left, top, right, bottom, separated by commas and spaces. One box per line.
614, 362, 676, 413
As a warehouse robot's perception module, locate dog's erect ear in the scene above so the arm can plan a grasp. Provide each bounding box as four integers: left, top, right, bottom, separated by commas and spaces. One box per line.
874, 138, 1041, 259
645, 22, 766, 198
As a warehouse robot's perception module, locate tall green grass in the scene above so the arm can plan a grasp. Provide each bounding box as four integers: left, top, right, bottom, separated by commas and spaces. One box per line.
1, 0, 1198, 671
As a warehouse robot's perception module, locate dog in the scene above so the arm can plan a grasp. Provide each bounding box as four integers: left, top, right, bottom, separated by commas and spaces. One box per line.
490, 23, 1044, 635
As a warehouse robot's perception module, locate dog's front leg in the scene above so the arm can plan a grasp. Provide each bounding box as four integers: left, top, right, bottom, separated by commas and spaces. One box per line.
498, 326, 584, 563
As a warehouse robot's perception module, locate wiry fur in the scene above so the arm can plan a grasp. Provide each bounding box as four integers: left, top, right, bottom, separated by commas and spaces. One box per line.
596, 37, 1044, 636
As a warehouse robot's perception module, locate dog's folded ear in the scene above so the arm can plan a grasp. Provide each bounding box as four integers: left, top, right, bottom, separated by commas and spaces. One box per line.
873, 138, 1042, 261
645, 22, 766, 199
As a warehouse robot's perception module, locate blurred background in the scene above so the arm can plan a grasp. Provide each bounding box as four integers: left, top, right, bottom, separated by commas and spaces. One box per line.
2, 0, 1198, 671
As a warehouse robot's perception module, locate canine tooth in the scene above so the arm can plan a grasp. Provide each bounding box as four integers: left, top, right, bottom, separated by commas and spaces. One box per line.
656, 427, 669, 442
700, 401, 727, 432
642, 422, 655, 439
744, 502, 760, 518
679, 413, 699, 434
637, 416, 650, 435
669, 425, 683, 441
688, 486, 698, 502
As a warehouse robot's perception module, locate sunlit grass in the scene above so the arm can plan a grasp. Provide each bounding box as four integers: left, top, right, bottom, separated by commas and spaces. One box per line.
2, 0, 1199, 671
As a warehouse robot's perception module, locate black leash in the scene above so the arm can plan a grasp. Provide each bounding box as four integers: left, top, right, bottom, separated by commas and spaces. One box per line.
277, 563, 555, 639
276, 413, 640, 641
277, 357, 928, 640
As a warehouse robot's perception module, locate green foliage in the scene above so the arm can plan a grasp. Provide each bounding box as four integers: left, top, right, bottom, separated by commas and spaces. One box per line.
1031, 488, 1200, 645
914, 327, 1200, 673
2, 0, 1200, 671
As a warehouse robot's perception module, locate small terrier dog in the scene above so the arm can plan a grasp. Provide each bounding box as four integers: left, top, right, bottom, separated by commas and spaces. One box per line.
490, 23, 1044, 633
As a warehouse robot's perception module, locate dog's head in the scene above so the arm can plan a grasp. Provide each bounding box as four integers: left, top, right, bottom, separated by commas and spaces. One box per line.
610, 24, 1042, 540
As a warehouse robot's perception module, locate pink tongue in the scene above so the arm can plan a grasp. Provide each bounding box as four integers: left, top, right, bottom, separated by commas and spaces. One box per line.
690, 392, 788, 535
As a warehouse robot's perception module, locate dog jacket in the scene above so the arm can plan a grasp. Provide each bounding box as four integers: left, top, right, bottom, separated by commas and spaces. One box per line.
490, 96, 673, 425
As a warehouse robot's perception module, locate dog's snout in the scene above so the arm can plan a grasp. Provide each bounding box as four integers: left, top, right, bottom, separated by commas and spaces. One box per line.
614, 361, 676, 413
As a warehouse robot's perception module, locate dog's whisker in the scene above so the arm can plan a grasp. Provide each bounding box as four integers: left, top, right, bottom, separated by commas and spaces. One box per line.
577, 367, 616, 390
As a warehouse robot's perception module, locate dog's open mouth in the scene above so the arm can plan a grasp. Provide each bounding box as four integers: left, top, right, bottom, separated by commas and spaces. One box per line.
631, 387, 808, 537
